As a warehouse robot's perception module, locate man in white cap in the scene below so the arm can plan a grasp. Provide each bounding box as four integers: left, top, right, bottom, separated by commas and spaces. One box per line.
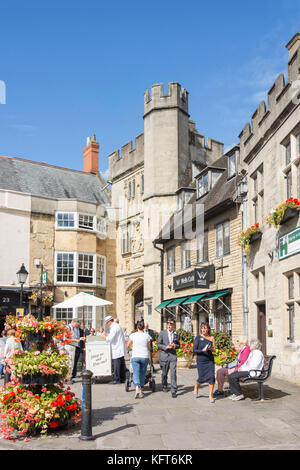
102, 315, 126, 384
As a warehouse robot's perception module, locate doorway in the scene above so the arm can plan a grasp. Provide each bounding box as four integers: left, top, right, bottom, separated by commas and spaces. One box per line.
257, 303, 266, 355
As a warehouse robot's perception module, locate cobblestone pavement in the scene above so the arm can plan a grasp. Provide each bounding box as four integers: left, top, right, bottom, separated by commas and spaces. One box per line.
1, 364, 300, 451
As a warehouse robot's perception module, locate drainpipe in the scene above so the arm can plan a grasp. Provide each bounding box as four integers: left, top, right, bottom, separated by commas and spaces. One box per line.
241, 194, 249, 337
153, 241, 164, 330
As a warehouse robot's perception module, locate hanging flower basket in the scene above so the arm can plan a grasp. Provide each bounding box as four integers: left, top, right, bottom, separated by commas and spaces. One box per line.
238, 223, 262, 259
265, 198, 300, 228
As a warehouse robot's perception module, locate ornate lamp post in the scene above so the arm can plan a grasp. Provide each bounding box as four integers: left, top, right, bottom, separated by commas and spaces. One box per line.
34, 259, 44, 322
16, 263, 29, 312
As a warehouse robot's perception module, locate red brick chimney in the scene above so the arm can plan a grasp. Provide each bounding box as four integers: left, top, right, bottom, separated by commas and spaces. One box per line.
83, 134, 99, 173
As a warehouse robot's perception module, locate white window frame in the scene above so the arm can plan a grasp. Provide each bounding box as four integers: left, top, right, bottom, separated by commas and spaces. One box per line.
55, 212, 76, 229
181, 241, 191, 270
166, 247, 176, 274
78, 213, 96, 231
216, 220, 230, 258
96, 255, 106, 287
54, 251, 97, 286
228, 153, 236, 178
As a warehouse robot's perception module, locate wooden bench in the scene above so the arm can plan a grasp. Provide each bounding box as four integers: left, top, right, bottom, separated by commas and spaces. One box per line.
241, 355, 276, 401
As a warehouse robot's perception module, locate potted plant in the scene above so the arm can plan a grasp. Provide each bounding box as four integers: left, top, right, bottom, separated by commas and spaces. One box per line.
176, 328, 194, 368
211, 331, 238, 367
0, 314, 80, 441
0, 382, 81, 439
265, 197, 300, 228
238, 223, 262, 259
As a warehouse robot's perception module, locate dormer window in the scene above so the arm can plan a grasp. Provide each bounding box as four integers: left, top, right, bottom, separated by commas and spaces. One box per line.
197, 172, 209, 198
228, 152, 236, 178
196, 170, 223, 198
177, 188, 195, 210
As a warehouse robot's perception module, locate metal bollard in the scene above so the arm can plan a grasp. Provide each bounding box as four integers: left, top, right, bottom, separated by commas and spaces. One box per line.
79, 369, 95, 441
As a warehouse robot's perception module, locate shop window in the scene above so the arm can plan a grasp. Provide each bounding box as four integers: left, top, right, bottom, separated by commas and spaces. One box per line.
166, 247, 176, 274
181, 241, 191, 270
216, 220, 230, 258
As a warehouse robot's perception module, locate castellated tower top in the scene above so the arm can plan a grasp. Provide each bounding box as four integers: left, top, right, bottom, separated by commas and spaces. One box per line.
144, 82, 189, 117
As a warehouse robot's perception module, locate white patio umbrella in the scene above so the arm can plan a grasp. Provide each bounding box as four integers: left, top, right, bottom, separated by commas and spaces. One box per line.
53, 292, 113, 365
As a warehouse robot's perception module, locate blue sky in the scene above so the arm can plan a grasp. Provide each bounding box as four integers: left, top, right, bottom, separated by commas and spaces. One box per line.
0, 0, 300, 179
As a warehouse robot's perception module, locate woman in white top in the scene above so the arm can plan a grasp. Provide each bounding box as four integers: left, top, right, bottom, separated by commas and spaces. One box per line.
228, 338, 264, 401
126, 321, 151, 398
4, 329, 23, 384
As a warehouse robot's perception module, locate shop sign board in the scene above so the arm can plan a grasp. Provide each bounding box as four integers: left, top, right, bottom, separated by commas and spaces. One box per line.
173, 266, 215, 291
278, 226, 300, 260
85, 341, 112, 377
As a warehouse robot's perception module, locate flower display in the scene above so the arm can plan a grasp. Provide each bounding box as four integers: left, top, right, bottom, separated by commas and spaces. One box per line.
29, 292, 54, 306
14, 314, 72, 345
8, 350, 69, 380
211, 331, 237, 365
0, 382, 81, 439
265, 197, 300, 228
4, 313, 18, 331
175, 328, 194, 358
238, 222, 262, 259
0, 314, 80, 440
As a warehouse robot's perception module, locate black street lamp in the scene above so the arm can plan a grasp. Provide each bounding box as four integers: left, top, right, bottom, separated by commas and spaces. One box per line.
34, 259, 44, 322
16, 263, 29, 311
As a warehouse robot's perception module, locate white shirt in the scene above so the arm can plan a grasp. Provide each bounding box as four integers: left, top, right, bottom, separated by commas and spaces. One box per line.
129, 332, 151, 359
106, 322, 126, 359
0, 337, 7, 355
168, 330, 174, 344
4, 337, 23, 358
239, 349, 264, 377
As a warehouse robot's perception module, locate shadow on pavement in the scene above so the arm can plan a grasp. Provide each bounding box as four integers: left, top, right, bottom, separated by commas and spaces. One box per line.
92, 404, 134, 425
241, 383, 291, 400
93, 424, 136, 440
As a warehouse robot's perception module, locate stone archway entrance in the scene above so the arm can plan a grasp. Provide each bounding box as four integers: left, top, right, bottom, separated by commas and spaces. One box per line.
125, 278, 144, 331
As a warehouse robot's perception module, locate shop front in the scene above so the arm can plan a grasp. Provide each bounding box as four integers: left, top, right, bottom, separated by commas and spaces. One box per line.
155, 286, 232, 335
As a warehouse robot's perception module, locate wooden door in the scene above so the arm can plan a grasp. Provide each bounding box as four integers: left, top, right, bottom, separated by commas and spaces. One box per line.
257, 303, 266, 355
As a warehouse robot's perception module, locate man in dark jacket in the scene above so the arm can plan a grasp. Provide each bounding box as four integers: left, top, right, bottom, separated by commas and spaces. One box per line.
157, 319, 180, 398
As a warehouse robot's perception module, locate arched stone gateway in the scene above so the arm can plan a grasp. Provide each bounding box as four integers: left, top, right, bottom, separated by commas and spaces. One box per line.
125, 278, 144, 331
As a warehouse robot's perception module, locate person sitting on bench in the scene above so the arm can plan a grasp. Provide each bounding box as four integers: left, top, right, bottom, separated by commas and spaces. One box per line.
228, 338, 264, 401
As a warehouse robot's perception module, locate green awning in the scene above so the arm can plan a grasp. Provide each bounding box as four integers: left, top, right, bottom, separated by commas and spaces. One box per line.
202, 289, 230, 300
167, 297, 189, 307
182, 294, 207, 305
155, 299, 174, 309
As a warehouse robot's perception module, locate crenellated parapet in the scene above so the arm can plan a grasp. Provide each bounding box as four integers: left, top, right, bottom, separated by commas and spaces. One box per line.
108, 133, 144, 182
188, 120, 224, 165
239, 33, 300, 162
144, 82, 189, 117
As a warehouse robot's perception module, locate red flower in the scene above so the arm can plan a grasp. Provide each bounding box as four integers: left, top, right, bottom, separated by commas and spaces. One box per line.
49, 421, 58, 428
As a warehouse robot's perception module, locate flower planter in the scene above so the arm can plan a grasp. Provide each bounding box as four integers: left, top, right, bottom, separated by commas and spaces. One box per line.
152, 351, 161, 364
280, 207, 298, 225
177, 355, 193, 368
20, 373, 60, 385
249, 231, 262, 243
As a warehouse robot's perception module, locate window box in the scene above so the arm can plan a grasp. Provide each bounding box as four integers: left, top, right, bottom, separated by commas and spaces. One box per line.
249, 231, 262, 243
280, 207, 298, 225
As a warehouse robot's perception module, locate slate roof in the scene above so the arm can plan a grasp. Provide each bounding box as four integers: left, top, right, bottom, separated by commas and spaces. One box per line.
0, 156, 110, 205
154, 154, 243, 244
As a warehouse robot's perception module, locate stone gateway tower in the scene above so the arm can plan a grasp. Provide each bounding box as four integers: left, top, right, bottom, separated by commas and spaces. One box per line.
108, 82, 223, 331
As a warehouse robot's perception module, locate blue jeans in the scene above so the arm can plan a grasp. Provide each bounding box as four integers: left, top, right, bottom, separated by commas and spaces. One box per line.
131, 357, 149, 388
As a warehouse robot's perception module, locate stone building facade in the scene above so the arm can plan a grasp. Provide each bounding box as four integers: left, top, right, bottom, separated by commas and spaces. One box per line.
239, 33, 300, 384
108, 82, 224, 332
153, 147, 245, 340
0, 136, 115, 329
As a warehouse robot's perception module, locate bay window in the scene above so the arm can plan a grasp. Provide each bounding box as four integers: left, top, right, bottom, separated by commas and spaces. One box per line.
55, 252, 106, 287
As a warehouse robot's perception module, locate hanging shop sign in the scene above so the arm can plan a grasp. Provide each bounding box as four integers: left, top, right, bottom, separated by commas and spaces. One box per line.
173, 266, 215, 291
278, 226, 300, 261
